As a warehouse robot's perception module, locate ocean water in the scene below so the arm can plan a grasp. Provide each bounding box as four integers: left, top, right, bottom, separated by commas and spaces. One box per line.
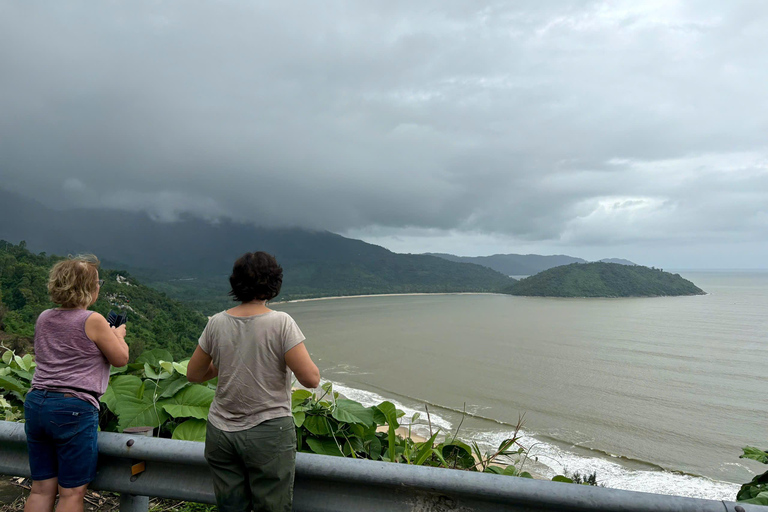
275, 271, 768, 500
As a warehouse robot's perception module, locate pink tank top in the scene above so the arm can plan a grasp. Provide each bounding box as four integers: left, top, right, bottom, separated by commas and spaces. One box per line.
31, 309, 110, 409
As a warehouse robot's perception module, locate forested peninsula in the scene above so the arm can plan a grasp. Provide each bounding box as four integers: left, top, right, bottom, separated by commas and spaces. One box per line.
504, 262, 705, 298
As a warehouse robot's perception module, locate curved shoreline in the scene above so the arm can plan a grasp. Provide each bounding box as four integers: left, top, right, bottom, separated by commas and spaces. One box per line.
274, 291, 504, 305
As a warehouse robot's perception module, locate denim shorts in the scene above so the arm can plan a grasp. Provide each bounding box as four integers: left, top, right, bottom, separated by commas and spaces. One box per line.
24, 388, 99, 488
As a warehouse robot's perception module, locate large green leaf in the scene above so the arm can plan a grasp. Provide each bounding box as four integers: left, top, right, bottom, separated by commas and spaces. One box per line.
292, 389, 313, 410
320, 381, 333, 397
374, 401, 400, 429
332, 399, 375, 426
293, 411, 306, 427
306, 437, 344, 457
172, 360, 189, 376
303, 415, 331, 436
741, 491, 768, 506
0, 374, 28, 394
101, 375, 142, 413
440, 441, 475, 469
159, 385, 214, 419
20, 354, 35, 372
742, 447, 768, 464
737, 470, 768, 502
110, 365, 128, 375
114, 394, 168, 432
157, 373, 191, 399
172, 419, 207, 442
1, 350, 12, 365
144, 362, 172, 380
135, 349, 174, 367
9, 368, 33, 384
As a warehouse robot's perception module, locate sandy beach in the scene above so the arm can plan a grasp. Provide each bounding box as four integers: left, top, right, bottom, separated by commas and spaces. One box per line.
275, 292, 502, 305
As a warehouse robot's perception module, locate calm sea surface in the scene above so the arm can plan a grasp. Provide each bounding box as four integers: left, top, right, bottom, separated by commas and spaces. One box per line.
275, 272, 768, 500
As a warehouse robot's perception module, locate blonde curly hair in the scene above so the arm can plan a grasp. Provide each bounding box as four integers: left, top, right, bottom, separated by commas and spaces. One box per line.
48, 254, 100, 308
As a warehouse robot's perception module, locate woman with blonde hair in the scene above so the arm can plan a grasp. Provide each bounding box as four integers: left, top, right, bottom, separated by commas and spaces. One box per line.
23, 255, 129, 512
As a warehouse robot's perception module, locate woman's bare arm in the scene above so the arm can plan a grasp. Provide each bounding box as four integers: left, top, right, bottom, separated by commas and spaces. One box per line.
85, 313, 130, 367
187, 346, 219, 382
285, 342, 320, 388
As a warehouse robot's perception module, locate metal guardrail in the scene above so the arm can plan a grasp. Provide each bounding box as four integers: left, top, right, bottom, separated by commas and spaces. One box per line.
0, 420, 758, 512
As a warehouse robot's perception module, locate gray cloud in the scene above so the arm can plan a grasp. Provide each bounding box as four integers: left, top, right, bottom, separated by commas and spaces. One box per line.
1, 1, 767, 267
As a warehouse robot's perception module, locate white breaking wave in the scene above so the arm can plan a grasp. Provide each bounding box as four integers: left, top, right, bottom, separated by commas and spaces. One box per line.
462, 429, 740, 501
325, 380, 741, 502
326, 380, 453, 434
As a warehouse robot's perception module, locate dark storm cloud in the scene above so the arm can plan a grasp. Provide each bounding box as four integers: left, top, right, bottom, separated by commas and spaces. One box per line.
1, 1, 767, 264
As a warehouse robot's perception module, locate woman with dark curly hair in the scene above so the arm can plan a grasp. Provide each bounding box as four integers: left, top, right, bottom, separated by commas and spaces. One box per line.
24, 255, 129, 512
187, 251, 319, 512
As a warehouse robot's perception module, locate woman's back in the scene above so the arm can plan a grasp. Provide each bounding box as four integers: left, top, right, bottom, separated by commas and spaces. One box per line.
200, 309, 305, 431
32, 309, 109, 408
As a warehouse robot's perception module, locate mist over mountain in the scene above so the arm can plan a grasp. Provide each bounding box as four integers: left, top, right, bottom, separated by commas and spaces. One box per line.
426, 253, 585, 276
0, 189, 514, 310
426, 253, 638, 276
598, 258, 637, 266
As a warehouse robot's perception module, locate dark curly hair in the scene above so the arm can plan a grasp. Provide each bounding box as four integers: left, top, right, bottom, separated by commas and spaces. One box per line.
229, 252, 283, 302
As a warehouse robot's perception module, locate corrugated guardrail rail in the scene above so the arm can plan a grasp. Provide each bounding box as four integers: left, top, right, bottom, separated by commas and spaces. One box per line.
0, 420, 759, 512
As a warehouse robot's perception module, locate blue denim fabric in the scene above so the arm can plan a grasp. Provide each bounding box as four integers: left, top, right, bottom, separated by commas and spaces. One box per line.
24, 388, 99, 488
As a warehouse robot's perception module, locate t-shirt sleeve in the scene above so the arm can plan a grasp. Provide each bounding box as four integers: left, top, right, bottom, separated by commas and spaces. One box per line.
282, 314, 306, 354
198, 318, 214, 355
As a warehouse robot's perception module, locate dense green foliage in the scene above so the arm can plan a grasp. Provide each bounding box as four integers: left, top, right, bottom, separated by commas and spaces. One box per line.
738, 447, 768, 505
1, 348, 575, 481
0, 240, 207, 360
0, 241, 54, 340
504, 262, 704, 298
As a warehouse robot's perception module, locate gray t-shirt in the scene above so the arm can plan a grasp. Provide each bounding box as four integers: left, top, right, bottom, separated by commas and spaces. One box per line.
199, 310, 305, 432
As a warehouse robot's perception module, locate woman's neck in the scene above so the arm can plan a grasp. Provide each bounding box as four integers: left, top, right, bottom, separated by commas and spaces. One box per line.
228, 300, 271, 317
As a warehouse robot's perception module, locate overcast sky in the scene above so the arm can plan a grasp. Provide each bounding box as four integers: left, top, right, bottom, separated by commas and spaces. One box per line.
1, 1, 767, 268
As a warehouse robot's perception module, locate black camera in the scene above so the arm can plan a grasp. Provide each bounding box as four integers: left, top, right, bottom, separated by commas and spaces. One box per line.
107, 310, 128, 328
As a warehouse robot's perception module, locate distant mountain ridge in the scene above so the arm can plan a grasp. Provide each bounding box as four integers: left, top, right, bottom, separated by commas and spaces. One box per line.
504, 262, 704, 298
427, 253, 637, 276
0, 189, 514, 312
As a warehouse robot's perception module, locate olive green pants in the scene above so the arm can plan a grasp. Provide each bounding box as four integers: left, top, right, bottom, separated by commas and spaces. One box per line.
204, 417, 296, 512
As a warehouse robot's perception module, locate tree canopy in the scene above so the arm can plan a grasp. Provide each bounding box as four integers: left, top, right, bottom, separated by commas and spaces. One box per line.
504, 262, 704, 298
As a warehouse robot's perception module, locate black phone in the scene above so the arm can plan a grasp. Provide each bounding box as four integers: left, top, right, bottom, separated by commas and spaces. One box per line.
107, 310, 127, 327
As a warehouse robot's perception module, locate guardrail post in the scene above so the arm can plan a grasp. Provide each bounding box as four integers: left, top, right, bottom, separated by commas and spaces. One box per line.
119, 492, 149, 512
119, 427, 153, 512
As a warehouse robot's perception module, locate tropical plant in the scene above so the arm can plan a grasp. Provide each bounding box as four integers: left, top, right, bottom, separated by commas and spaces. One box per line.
737, 446, 768, 505
1, 347, 579, 480
0, 347, 34, 421
100, 348, 214, 441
